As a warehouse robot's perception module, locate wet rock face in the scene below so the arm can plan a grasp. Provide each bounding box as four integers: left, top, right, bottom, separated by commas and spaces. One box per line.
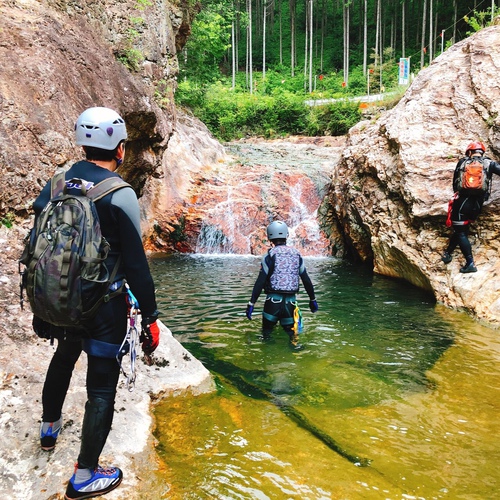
0, 0, 193, 215
328, 25, 500, 325
142, 133, 344, 257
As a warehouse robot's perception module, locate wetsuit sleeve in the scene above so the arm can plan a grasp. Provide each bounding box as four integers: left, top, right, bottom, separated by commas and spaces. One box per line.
249, 254, 272, 304
111, 188, 158, 317
488, 160, 500, 176
299, 256, 316, 300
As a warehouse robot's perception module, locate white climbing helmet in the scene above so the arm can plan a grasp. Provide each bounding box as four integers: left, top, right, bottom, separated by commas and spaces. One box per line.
267, 220, 289, 240
75, 107, 127, 150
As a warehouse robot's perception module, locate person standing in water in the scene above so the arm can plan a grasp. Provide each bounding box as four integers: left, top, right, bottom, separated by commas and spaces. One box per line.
245, 221, 318, 349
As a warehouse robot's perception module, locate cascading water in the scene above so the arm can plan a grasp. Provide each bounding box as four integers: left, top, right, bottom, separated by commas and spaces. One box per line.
286, 179, 328, 255
194, 140, 339, 256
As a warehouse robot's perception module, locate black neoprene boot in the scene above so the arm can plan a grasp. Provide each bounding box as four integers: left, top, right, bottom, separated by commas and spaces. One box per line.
77, 396, 114, 470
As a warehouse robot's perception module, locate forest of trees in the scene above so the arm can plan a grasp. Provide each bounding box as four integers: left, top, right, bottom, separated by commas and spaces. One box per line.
175, 0, 498, 140
182, 0, 497, 89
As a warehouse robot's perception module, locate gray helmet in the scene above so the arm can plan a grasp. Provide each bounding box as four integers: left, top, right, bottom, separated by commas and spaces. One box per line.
267, 221, 289, 240
75, 107, 127, 150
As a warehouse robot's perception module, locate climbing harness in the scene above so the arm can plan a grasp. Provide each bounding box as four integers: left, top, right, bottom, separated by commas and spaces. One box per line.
117, 285, 140, 391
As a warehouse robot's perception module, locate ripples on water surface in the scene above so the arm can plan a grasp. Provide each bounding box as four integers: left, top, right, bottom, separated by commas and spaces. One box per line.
147, 254, 500, 499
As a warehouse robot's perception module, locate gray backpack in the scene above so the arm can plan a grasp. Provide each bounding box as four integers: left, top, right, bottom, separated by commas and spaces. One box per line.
19, 171, 130, 327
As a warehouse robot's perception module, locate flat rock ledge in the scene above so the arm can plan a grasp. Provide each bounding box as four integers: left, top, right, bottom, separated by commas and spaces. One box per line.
0, 317, 215, 500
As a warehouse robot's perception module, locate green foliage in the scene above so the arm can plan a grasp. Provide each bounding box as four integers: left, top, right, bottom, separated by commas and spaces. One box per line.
135, 0, 152, 10
305, 102, 362, 137
116, 27, 144, 71
176, 80, 208, 109
464, 7, 500, 34
117, 47, 144, 71
1, 212, 14, 228
176, 79, 364, 141
206, 85, 308, 140
180, 3, 233, 82
173, 0, 492, 140
169, 217, 187, 244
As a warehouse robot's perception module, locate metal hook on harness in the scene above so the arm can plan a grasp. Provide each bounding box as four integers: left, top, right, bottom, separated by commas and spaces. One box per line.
116, 285, 141, 391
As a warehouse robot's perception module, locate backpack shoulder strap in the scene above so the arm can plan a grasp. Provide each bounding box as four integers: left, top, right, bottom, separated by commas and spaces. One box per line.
50, 171, 66, 198
87, 177, 131, 202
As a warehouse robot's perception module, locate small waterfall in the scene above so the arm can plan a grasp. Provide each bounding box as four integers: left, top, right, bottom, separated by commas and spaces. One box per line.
195, 185, 254, 255
286, 180, 329, 256
194, 140, 337, 257
196, 223, 231, 254
195, 175, 330, 256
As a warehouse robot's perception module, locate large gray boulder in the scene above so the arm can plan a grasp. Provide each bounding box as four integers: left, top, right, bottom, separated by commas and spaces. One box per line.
329, 25, 500, 325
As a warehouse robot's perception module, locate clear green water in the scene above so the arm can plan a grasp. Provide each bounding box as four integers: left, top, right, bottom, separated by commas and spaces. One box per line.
148, 254, 500, 499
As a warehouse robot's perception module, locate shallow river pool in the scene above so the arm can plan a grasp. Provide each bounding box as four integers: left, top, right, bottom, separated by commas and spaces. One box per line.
148, 254, 500, 500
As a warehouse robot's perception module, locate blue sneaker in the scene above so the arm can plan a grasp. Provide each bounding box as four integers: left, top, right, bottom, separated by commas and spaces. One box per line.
65, 465, 123, 499
40, 417, 62, 451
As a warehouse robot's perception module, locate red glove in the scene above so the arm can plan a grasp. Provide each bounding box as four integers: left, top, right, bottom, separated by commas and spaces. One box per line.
141, 320, 160, 355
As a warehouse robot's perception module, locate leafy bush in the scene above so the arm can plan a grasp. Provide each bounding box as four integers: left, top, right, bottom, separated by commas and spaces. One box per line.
175, 79, 364, 141
186, 85, 309, 140
306, 102, 362, 136
1, 212, 14, 228
176, 80, 208, 111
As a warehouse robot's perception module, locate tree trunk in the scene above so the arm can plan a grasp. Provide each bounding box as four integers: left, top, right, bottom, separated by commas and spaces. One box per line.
343, 1, 349, 86
420, 0, 427, 69
363, 0, 367, 75
247, 0, 253, 93
309, 0, 314, 92
263, 0, 267, 82
304, 0, 309, 86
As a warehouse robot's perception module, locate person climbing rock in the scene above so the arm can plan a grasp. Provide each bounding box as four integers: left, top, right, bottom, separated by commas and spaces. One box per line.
29, 107, 160, 499
245, 221, 318, 349
442, 141, 500, 273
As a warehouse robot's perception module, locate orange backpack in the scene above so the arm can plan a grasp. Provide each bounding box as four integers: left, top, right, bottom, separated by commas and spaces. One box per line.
455, 157, 490, 197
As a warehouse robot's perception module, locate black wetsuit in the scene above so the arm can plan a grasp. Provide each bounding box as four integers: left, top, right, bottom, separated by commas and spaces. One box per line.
33, 160, 157, 470
445, 156, 500, 262
250, 242, 315, 337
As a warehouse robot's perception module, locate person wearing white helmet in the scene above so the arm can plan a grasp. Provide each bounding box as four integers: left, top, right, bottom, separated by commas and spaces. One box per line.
31, 107, 160, 499
246, 220, 318, 349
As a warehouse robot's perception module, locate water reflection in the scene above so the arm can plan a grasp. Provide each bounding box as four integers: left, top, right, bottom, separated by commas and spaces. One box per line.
148, 255, 500, 499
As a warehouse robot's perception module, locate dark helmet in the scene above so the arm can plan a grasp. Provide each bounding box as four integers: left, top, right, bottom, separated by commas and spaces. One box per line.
465, 141, 486, 156
266, 221, 289, 240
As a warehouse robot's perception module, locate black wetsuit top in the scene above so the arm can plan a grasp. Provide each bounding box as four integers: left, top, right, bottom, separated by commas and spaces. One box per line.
33, 160, 157, 317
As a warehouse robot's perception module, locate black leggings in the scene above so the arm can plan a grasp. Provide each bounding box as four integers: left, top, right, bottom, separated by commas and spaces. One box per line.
447, 194, 483, 260
42, 339, 82, 422
446, 224, 473, 259
41, 294, 126, 469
